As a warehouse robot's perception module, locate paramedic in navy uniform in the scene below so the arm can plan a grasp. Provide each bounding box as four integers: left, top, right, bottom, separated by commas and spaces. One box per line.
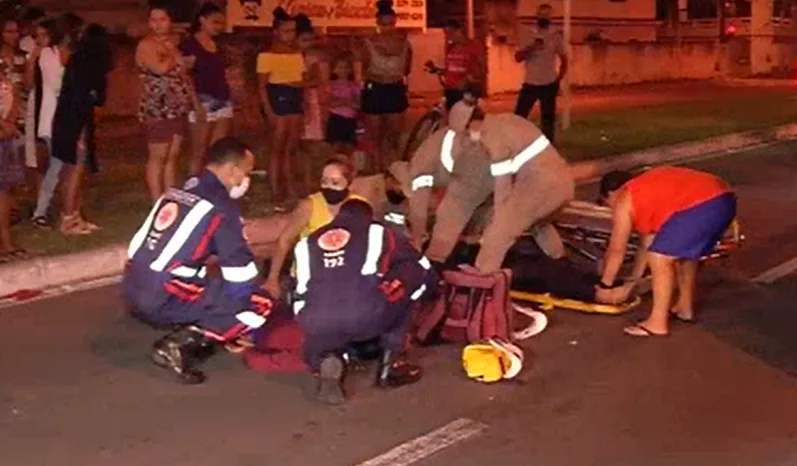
123, 137, 273, 385
292, 199, 437, 404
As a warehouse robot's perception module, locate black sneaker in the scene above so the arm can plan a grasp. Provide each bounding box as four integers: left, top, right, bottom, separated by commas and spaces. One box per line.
315, 355, 345, 405
150, 328, 207, 385
375, 350, 422, 389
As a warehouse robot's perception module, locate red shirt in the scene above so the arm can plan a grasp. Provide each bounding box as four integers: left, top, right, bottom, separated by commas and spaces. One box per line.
442, 40, 481, 89
625, 166, 730, 235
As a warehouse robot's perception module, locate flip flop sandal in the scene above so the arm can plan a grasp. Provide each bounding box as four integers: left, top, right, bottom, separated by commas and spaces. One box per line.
669, 309, 695, 323
623, 324, 668, 338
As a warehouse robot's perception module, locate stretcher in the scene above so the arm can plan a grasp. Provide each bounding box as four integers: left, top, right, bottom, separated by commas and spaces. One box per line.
510, 290, 642, 315
507, 200, 743, 316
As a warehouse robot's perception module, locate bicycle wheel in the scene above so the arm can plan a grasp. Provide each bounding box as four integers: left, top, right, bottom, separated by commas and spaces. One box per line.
402, 110, 443, 161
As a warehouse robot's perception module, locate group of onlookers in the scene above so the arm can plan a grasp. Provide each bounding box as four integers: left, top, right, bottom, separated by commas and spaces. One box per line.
0, 7, 112, 263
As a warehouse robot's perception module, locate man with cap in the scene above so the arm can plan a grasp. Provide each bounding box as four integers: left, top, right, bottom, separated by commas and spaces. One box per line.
445, 100, 575, 273
292, 198, 437, 404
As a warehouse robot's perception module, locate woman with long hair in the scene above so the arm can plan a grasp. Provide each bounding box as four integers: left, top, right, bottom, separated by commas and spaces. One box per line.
257, 7, 303, 211
136, 3, 200, 201
180, 2, 232, 176
359, 0, 412, 172
30, 13, 85, 232
0, 18, 28, 260
50, 23, 112, 234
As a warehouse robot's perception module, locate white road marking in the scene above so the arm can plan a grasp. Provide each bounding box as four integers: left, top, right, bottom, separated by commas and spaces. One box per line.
752, 255, 797, 284
354, 418, 488, 466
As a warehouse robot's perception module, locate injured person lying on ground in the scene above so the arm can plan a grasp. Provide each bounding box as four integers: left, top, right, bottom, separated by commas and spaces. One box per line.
442, 236, 630, 305
248, 199, 438, 405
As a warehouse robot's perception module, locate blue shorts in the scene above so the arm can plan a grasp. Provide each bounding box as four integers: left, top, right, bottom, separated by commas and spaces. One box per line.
649, 192, 737, 260
266, 84, 303, 117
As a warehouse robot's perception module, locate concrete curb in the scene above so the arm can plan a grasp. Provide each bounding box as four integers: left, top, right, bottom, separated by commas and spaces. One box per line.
3, 122, 797, 299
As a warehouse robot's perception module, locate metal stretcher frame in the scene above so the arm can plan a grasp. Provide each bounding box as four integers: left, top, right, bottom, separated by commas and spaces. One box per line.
510, 201, 744, 315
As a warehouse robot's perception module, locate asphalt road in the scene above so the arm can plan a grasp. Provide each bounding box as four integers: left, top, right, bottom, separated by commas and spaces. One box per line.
4, 142, 797, 466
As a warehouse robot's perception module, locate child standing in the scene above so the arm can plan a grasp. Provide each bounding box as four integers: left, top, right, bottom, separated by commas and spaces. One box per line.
326, 55, 359, 157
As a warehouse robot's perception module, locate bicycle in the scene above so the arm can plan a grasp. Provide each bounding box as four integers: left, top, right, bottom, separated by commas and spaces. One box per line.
552, 200, 744, 270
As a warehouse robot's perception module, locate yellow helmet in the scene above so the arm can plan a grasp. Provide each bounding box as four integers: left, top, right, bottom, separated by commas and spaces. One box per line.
462, 338, 524, 383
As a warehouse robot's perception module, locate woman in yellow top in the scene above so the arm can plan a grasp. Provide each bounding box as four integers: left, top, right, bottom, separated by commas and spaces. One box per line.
257, 7, 305, 211
264, 155, 367, 298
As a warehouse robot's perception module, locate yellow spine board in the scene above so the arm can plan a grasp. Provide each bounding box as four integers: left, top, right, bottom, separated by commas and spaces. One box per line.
510, 290, 641, 315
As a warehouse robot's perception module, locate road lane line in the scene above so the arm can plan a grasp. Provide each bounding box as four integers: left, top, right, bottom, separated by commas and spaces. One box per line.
752, 256, 797, 284
354, 418, 488, 466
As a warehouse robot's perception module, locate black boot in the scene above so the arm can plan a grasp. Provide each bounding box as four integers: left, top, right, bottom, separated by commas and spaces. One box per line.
150, 327, 210, 385
375, 350, 422, 389
315, 354, 346, 405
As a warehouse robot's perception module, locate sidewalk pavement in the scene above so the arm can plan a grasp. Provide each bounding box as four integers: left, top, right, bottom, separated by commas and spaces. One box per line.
3, 120, 797, 302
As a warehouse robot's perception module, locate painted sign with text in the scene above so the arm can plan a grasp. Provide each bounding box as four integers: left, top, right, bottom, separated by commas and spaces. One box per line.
228, 0, 426, 29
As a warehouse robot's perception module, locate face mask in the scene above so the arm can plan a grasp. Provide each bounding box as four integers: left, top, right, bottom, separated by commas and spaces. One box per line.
537, 18, 551, 29
229, 176, 250, 200
386, 190, 407, 205
469, 130, 482, 142
321, 187, 349, 205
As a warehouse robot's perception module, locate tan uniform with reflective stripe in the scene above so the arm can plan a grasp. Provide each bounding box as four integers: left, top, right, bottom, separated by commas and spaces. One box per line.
406, 127, 494, 262
475, 113, 575, 272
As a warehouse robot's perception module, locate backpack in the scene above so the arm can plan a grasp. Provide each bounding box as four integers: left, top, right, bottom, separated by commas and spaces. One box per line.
415, 268, 514, 344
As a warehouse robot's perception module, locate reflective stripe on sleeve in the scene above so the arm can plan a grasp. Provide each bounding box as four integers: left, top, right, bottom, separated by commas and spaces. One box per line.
294, 238, 311, 294
221, 261, 259, 283
411, 175, 434, 191
440, 130, 456, 173
361, 224, 386, 275
489, 135, 551, 177
410, 284, 427, 301
128, 198, 163, 259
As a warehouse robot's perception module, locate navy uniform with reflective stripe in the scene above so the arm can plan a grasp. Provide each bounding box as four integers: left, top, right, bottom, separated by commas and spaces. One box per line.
292, 202, 436, 371
123, 171, 272, 340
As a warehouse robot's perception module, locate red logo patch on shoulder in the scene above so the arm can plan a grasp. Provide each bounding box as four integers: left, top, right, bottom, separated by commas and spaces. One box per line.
153, 202, 179, 232
318, 228, 351, 252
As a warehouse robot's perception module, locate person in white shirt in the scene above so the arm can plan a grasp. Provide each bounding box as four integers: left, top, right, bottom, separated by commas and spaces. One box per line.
19, 8, 45, 197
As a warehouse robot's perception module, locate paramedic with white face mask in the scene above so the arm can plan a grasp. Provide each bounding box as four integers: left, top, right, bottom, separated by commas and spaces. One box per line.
447, 101, 574, 273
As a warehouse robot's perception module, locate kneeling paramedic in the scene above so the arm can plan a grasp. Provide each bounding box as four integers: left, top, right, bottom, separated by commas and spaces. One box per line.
123, 138, 272, 384
292, 199, 437, 404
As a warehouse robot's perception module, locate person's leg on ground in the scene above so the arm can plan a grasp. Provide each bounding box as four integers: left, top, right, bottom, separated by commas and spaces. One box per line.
514, 83, 538, 119
362, 114, 381, 174
146, 142, 169, 201
269, 118, 289, 208
188, 115, 210, 177
375, 301, 421, 388
0, 191, 14, 255
163, 133, 184, 193
384, 112, 405, 171
673, 259, 699, 321
33, 154, 64, 228
539, 81, 559, 143
624, 251, 675, 336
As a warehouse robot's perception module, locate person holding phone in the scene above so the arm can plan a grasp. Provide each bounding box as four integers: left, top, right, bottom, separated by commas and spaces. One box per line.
513, 3, 568, 143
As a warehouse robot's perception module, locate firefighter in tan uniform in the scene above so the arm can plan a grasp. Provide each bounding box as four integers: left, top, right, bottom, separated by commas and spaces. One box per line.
447, 100, 575, 272
396, 126, 494, 263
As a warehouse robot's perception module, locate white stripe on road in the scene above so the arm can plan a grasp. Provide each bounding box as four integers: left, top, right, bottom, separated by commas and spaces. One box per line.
752, 255, 797, 284
354, 418, 488, 466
